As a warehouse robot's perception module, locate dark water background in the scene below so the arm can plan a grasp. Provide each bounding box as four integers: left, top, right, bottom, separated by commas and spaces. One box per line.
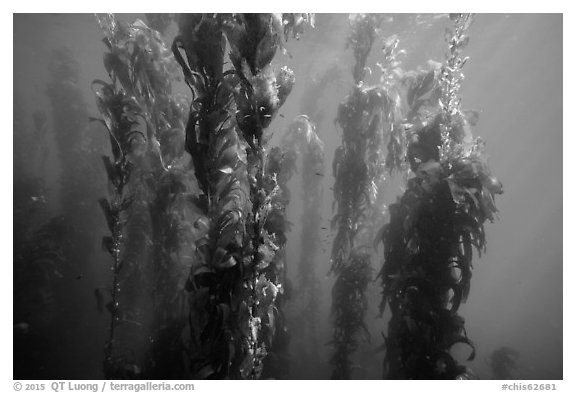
13, 13, 562, 379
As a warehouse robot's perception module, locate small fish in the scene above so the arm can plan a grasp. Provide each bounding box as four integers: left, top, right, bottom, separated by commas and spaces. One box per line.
30, 196, 46, 204
219, 167, 234, 175
315, 173, 324, 176
279, 114, 285, 118
76, 274, 83, 280
321, 227, 328, 230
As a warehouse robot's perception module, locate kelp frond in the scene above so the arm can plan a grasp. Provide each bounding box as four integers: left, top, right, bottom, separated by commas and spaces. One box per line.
93, 13, 191, 379
177, 14, 311, 379
329, 14, 400, 380
347, 14, 384, 84
378, 13, 502, 380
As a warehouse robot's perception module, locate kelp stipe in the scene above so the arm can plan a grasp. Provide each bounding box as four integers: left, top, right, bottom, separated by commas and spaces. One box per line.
378, 14, 502, 379
330, 247, 373, 379
47, 48, 101, 223
291, 116, 325, 353
290, 67, 337, 356
257, 122, 308, 378
258, 146, 294, 379
222, 14, 310, 379
92, 14, 152, 378
91, 62, 138, 379
93, 14, 192, 378
173, 14, 250, 379
329, 14, 401, 379
173, 13, 312, 379
269, 115, 325, 375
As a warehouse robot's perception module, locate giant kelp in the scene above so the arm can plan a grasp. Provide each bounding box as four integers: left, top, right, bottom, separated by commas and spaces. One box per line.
274, 115, 325, 374
173, 14, 253, 379
145, 166, 195, 379
18, 47, 105, 379
13, 97, 48, 248
257, 122, 308, 378
14, 45, 107, 377
12, 11, 515, 381
93, 14, 191, 378
292, 116, 325, 346
173, 13, 311, 379
299, 64, 342, 126
145, 13, 175, 36
92, 46, 142, 378
347, 14, 382, 85
258, 145, 294, 379
329, 14, 402, 379
46, 48, 103, 308
378, 14, 502, 379
47, 48, 102, 224
489, 346, 520, 379
292, 67, 335, 355
14, 96, 61, 379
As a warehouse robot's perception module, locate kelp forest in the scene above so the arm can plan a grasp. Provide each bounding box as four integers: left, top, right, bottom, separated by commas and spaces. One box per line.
13, 13, 563, 381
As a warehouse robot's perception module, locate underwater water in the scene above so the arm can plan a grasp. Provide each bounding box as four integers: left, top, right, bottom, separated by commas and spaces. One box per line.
13, 13, 562, 380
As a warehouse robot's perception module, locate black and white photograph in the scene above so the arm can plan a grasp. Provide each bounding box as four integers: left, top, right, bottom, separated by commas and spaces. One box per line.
10, 7, 565, 385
